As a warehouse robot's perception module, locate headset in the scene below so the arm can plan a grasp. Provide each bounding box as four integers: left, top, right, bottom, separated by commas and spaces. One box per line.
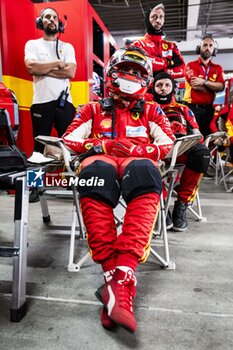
36, 7, 65, 33
195, 34, 218, 56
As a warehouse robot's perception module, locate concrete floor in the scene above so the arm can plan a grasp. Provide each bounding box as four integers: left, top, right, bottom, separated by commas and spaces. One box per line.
0, 180, 233, 350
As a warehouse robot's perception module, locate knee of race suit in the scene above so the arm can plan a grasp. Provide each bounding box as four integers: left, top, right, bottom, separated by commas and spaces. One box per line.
78, 160, 120, 208
185, 144, 210, 173
121, 159, 162, 204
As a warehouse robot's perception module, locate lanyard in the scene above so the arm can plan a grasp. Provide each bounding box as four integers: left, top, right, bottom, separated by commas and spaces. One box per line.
201, 64, 210, 80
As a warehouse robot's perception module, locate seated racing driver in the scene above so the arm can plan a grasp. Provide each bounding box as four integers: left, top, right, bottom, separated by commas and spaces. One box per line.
62, 47, 175, 333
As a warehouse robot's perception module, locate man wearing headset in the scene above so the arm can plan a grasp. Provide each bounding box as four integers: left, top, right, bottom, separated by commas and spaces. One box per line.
63, 47, 175, 333
133, 3, 185, 79
183, 34, 225, 139
24, 7, 76, 201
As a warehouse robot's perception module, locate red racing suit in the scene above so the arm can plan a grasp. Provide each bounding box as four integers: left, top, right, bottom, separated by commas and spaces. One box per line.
62, 99, 175, 271
161, 98, 210, 204
133, 34, 185, 79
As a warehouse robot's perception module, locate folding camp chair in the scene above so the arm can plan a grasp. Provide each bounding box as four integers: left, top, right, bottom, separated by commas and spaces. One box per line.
34, 136, 87, 271
205, 121, 233, 192
182, 131, 231, 224
152, 134, 203, 266
35, 135, 129, 272
156, 133, 208, 223
217, 150, 233, 192
169, 132, 228, 224
35, 134, 201, 272
216, 119, 233, 192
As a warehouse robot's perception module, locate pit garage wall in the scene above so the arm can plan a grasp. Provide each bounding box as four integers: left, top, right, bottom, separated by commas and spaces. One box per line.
182, 53, 233, 74
0, 0, 117, 155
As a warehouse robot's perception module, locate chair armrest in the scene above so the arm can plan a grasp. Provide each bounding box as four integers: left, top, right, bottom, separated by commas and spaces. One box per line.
35, 135, 64, 146
166, 134, 202, 160
163, 134, 202, 175
35, 135, 73, 172
204, 131, 228, 147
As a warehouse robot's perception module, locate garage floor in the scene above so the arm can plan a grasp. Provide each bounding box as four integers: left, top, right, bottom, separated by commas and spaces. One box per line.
0, 179, 233, 350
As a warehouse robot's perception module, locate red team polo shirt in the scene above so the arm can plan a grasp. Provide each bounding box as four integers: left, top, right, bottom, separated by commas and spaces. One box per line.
184, 58, 225, 105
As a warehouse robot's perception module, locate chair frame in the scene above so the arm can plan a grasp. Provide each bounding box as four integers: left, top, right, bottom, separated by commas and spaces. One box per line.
35, 134, 202, 272
152, 134, 203, 265
205, 131, 233, 192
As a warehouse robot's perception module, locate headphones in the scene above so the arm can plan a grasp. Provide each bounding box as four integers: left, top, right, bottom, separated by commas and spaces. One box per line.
36, 7, 65, 33
195, 34, 218, 56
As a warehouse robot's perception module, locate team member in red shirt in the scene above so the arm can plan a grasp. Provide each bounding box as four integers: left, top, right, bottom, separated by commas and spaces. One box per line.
183, 34, 225, 138
63, 47, 174, 333
152, 72, 210, 231
133, 3, 185, 79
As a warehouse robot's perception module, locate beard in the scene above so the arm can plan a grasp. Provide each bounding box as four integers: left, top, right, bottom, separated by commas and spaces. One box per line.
153, 90, 173, 105
44, 26, 58, 36
200, 50, 212, 60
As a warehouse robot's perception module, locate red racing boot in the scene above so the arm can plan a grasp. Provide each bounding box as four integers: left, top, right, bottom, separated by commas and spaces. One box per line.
101, 267, 137, 333
96, 270, 118, 330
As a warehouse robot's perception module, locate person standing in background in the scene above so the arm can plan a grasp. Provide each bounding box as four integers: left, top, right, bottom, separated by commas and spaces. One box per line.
133, 3, 185, 79
24, 7, 77, 202
183, 34, 224, 138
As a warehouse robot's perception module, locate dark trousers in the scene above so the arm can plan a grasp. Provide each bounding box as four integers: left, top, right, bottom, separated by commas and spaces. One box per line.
185, 103, 215, 139
30, 100, 76, 153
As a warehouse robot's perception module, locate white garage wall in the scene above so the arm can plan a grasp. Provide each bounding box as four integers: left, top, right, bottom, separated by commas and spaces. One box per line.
182, 53, 233, 73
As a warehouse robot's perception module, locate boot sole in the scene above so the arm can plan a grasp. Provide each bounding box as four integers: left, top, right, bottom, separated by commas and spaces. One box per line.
95, 285, 104, 304
166, 223, 173, 230
172, 226, 187, 232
